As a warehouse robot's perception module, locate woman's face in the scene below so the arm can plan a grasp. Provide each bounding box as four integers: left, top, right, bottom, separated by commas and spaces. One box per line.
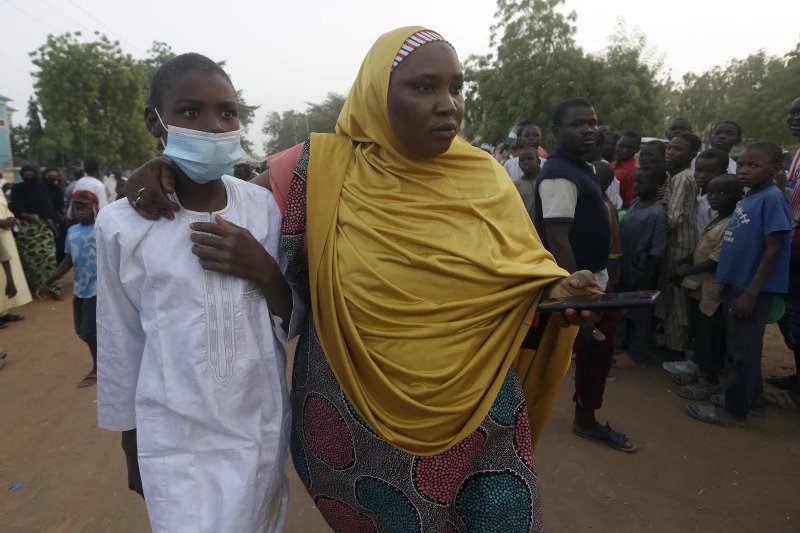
387, 42, 465, 160
146, 70, 240, 140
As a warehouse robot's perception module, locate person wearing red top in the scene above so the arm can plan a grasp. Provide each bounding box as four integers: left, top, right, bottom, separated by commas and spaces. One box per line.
612, 130, 641, 207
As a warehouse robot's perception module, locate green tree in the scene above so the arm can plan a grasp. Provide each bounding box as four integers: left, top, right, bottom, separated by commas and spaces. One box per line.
261, 92, 346, 154
464, 0, 586, 144
10, 125, 30, 165
262, 110, 307, 154
585, 23, 667, 135
30, 32, 156, 167
668, 42, 800, 146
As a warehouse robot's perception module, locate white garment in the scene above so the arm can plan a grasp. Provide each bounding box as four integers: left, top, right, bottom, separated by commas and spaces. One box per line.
695, 193, 716, 236
503, 156, 546, 182
72, 176, 109, 209
96, 176, 303, 533
103, 175, 117, 200
606, 178, 623, 209
539, 178, 578, 219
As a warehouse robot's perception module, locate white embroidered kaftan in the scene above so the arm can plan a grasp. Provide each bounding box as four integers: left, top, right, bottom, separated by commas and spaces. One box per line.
96, 176, 300, 533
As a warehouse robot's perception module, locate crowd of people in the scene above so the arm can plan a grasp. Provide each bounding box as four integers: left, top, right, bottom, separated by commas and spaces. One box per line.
497, 98, 800, 440
1, 24, 799, 533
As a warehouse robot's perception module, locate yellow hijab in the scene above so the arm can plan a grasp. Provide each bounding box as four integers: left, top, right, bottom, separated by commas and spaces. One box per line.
306, 26, 577, 456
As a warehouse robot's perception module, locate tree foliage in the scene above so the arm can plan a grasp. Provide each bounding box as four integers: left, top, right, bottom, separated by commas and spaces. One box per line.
29, 32, 155, 167
465, 1, 666, 144
667, 45, 800, 144
262, 92, 346, 154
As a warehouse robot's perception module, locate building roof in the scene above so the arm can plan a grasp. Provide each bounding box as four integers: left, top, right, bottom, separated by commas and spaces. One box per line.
0, 94, 11, 102
6, 106, 17, 113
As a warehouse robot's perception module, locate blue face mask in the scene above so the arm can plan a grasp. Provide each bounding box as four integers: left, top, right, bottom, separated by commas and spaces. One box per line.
155, 109, 246, 184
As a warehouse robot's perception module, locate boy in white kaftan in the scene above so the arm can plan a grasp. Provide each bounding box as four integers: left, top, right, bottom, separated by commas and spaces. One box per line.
96, 176, 301, 532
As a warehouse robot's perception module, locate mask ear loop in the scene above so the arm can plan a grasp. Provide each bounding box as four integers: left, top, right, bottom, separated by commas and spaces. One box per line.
153, 107, 168, 149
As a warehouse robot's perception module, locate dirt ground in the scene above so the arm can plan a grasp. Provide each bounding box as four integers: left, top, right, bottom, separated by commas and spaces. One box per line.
1, 279, 799, 532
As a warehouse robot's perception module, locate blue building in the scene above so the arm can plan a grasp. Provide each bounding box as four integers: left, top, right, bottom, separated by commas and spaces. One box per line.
0, 94, 17, 172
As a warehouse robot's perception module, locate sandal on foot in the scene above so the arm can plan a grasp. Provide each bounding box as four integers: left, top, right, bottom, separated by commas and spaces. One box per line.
710, 394, 765, 417
686, 404, 746, 427
673, 372, 699, 386
0, 352, 7, 370
1, 314, 24, 322
678, 379, 720, 400
765, 374, 798, 390
572, 423, 638, 453
77, 373, 97, 388
764, 389, 799, 411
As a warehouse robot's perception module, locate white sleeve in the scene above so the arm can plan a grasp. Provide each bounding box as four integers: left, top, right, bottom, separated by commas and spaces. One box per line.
503, 157, 523, 181
539, 178, 579, 220
96, 182, 109, 209
607, 178, 623, 209
95, 212, 145, 431
265, 193, 305, 344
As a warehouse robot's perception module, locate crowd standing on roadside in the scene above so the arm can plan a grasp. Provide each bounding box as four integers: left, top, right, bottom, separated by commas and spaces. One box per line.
1, 24, 799, 533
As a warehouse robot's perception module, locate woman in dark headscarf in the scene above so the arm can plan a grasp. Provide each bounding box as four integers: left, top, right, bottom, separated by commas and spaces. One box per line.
9, 165, 61, 299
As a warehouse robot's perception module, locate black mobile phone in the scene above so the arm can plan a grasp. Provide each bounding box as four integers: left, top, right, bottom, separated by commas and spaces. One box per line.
537, 290, 660, 312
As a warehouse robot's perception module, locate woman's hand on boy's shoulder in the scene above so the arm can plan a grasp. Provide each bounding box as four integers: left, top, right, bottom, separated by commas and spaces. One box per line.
125, 157, 181, 220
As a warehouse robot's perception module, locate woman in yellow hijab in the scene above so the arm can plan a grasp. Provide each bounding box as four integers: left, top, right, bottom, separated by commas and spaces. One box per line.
127, 26, 601, 533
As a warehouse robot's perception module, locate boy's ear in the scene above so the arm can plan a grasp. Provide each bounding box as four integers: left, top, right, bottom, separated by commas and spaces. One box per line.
551, 124, 559, 140
144, 107, 164, 140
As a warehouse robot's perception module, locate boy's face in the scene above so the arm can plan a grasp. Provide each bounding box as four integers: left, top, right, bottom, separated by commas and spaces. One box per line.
666, 137, 695, 168
737, 149, 778, 189
615, 136, 639, 162
633, 172, 658, 198
710, 123, 740, 153
518, 148, 540, 176
694, 158, 725, 190
597, 170, 614, 191
707, 178, 742, 215
519, 126, 541, 148
71, 201, 94, 224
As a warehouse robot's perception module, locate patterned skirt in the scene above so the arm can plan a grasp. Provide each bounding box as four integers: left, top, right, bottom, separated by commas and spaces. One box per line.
15, 220, 61, 297
290, 317, 543, 533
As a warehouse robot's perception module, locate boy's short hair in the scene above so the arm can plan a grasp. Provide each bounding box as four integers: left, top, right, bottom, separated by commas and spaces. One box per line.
745, 141, 783, 165
148, 53, 233, 111
638, 165, 667, 187
714, 120, 743, 139
552, 97, 593, 126
675, 132, 702, 153
515, 120, 539, 137
593, 160, 614, 182
620, 130, 642, 145
696, 148, 729, 171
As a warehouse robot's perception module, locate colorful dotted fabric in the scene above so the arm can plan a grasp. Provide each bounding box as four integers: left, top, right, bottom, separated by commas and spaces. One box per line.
315, 497, 377, 533
356, 477, 421, 533
455, 471, 533, 532
283, 142, 543, 532
489, 368, 518, 426
413, 428, 486, 505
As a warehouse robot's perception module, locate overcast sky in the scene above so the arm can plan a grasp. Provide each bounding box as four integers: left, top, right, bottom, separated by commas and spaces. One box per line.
2, 0, 798, 156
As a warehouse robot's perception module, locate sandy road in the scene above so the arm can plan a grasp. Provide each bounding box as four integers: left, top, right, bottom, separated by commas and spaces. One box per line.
1, 280, 798, 532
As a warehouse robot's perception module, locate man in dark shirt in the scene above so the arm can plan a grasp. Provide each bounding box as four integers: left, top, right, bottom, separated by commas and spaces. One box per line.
535, 97, 637, 453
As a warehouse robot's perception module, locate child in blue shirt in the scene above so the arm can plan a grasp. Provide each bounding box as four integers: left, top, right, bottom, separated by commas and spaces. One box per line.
38, 190, 98, 388
688, 142, 791, 427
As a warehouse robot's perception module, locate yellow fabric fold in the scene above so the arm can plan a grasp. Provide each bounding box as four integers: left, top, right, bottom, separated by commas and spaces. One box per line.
306, 26, 577, 456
